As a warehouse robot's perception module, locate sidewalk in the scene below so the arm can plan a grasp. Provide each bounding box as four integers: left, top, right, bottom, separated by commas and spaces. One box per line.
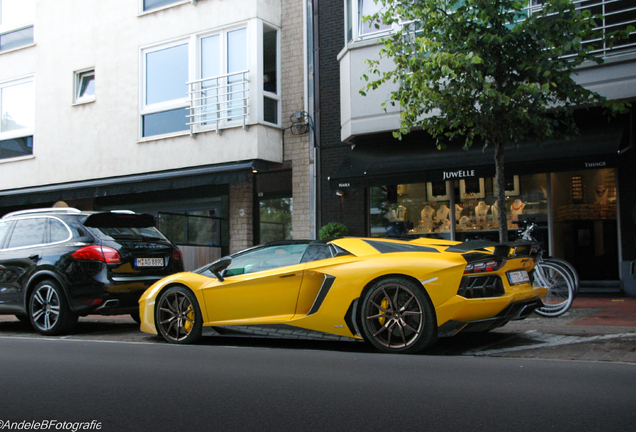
481, 296, 636, 363
569, 297, 636, 327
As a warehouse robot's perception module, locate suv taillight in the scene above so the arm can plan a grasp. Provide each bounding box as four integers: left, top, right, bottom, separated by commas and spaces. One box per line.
72, 246, 121, 264
173, 248, 182, 262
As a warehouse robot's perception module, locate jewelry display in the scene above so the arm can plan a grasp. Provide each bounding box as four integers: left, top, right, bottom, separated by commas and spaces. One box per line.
475, 201, 489, 228
396, 205, 407, 221
420, 205, 434, 231
436, 204, 450, 221
511, 199, 525, 222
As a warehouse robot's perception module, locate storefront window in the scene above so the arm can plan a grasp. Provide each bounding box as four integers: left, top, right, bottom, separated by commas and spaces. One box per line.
255, 171, 293, 244
551, 168, 618, 280
369, 174, 549, 241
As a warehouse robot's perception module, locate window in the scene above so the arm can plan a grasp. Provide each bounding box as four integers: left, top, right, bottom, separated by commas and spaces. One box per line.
141, 21, 280, 139
346, 0, 393, 42
0, 0, 35, 52
1, 77, 34, 160
74, 69, 95, 104
0, 220, 10, 247
369, 174, 549, 242
141, 41, 190, 137
223, 243, 309, 277
49, 219, 71, 244
7, 218, 45, 249
142, 0, 186, 13
262, 24, 279, 125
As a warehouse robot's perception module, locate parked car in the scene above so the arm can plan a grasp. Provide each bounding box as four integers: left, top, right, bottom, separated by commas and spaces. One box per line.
0, 207, 183, 335
139, 237, 547, 354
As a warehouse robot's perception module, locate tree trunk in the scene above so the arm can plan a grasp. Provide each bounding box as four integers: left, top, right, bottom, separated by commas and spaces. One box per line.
494, 141, 508, 243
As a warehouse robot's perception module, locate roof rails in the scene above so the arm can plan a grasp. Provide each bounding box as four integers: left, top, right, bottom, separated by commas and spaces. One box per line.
2, 207, 82, 219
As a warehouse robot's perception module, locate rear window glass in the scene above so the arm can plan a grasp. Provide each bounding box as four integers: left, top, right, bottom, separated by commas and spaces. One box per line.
83, 213, 166, 240
93, 226, 167, 240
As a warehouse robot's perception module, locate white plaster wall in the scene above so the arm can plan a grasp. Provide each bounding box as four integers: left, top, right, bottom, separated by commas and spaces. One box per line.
339, 41, 402, 142
0, 0, 283, 191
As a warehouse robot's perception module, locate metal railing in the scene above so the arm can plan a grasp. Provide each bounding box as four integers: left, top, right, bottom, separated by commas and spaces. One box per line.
527, 0, 636, 58
186, 70, 249, 135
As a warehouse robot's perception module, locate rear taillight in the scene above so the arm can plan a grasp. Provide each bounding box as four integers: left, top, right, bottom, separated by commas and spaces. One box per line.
72, 246, 122, 264
464, 259, 504, 274
173, 248, 182, 262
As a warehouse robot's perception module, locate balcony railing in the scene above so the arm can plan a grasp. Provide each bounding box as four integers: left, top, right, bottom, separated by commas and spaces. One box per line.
527, 0, 636, 58
187, 70, 249, 135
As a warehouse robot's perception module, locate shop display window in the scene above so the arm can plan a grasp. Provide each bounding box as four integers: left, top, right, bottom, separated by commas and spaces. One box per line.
369, 173, 549, 240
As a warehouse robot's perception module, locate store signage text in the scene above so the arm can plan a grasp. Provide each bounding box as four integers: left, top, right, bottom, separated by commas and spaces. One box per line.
442, 169, 475, 180
584, 161, 606, 168
338, 183, 351, 188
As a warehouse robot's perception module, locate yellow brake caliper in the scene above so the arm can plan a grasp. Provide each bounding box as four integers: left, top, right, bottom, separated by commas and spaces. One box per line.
378, 297, 389, 326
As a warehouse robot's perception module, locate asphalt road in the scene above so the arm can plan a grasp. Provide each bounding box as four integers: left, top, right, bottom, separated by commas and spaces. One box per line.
1, 336, 635, 432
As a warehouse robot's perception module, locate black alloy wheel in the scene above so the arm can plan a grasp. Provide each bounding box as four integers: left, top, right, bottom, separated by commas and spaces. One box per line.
360, 277, 437, 354
29, 279, 78, 336
155, 286, 203, 344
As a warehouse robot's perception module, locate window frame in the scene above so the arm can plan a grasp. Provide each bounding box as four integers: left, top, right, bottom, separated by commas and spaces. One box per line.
139, 37, 192, 139
0, 0, 35, 53
139, 20, 280, 140
0, 75, 35, 143
139, 0, 190, 14
261, 22, 281, 127
346, 0, 396, 43
73, 68, 96, 105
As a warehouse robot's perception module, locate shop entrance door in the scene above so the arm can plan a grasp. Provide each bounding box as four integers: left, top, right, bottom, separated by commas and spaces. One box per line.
551, 168, 619, 281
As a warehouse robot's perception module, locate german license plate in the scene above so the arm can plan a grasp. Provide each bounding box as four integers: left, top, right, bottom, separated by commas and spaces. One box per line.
507, 270, 530, 285
135, 258, 164, 267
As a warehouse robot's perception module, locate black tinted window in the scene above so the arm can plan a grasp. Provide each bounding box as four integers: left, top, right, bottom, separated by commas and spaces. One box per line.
8, 218, 45, 249
95, 227, 166, 240
50, 219, 70, 243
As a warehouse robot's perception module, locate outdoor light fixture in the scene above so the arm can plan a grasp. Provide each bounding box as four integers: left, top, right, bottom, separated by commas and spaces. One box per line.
336, 189, 344, 197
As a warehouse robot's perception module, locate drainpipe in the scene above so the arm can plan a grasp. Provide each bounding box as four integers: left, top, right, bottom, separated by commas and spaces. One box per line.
307, 0, 322, 238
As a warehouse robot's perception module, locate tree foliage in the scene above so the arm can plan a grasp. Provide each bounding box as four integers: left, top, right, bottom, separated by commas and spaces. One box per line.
362, 0, 631, 241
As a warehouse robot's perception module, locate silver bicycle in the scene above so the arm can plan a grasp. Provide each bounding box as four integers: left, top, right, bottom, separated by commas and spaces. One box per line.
517, 221, 578, 317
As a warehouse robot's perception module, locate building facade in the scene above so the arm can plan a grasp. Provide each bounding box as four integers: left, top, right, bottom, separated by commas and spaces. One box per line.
316, 0, 636, 295
0, 0, 314, 269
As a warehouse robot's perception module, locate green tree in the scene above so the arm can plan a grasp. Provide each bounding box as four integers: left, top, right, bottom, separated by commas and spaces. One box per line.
362, 0, 631, 241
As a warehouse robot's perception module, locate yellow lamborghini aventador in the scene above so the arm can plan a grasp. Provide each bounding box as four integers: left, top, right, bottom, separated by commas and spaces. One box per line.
139, 237, 547, 354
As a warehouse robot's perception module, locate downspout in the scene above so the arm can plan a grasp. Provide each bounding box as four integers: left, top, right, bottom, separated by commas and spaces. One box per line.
308, 0, 322, 238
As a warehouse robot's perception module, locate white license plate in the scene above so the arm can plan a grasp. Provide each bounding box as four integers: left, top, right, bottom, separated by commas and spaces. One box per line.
135, 258, 164, 267
507, 270, 530, 285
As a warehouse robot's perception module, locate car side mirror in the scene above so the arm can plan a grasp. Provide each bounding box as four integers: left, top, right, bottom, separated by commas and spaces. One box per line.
207, 256, 232, 282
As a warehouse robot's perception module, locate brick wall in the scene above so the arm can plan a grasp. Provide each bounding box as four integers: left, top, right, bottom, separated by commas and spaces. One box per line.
229, 180, 254, 254
318, 0, 367, 236
282, 0, 312, 239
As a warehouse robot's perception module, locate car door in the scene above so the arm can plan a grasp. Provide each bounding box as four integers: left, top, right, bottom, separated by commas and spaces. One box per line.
202, 244, 308, 324
0, 218, 45, 311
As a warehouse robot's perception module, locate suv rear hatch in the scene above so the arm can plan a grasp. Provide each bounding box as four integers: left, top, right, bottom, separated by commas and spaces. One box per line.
83, 212, 183, 280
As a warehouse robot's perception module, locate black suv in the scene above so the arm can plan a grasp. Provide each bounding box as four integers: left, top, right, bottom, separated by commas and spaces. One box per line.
0, 208, 183, 335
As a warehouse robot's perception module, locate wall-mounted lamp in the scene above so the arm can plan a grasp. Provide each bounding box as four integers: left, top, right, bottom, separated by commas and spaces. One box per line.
336, 189, 344, 197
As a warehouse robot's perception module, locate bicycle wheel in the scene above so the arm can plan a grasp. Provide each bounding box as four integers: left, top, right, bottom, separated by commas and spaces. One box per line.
544, 257, 580, 296
533, 261, 574, 317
